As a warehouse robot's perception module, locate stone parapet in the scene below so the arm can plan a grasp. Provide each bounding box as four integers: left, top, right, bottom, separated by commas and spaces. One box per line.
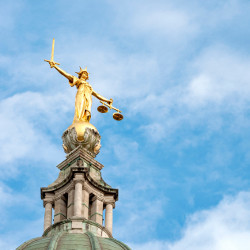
43, 218, 112, 238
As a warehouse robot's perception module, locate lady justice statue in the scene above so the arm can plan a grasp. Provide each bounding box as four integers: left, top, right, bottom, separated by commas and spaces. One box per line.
48, 63, 112, 123
45, 39, 123, 156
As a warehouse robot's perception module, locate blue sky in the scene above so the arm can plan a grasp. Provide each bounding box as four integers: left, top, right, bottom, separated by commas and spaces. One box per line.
1, 0, 250, 249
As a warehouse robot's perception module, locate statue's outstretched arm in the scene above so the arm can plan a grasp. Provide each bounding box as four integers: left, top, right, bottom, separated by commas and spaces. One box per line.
92, 90, 112, 104
49, 61, 73, 82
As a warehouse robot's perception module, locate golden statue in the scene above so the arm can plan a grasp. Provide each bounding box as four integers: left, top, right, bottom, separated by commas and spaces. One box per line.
48, 63, 112, 123
44, 39, 123, 156
45, 39, 123, 123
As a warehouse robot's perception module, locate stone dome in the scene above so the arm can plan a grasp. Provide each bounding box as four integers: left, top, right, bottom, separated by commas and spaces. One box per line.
17, 231, 130, 250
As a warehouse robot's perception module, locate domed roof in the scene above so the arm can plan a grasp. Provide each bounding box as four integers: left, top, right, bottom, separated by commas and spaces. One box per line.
17, 231, 130, 250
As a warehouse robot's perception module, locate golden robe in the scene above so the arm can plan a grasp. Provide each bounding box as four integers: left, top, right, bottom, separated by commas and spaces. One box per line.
69, 76, 93, 122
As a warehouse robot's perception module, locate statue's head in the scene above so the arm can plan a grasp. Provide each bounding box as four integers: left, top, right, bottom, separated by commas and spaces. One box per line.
76, 66, 89, 80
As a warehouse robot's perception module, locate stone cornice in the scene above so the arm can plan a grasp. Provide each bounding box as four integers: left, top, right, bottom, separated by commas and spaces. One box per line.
104, 199, 116, 208
57, 146, 104, 171
83, 182, 104, 200
41, 167, 118, 200
54, 181, 74, 201
86, 173, 118, 200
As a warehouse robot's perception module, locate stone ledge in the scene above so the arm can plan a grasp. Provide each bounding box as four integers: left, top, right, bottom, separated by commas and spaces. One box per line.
43, 218, 112, 238
57, 146, 104, 171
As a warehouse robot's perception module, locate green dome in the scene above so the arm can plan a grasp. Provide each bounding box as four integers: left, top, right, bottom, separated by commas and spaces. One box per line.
17, 231, 130, 250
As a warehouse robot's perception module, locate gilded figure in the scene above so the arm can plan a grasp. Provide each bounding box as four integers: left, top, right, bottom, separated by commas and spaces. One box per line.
47, 62, 112, 123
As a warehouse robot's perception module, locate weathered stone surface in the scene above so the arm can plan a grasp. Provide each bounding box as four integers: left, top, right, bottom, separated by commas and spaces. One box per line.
18, 132, 130, 250
17, 220, 131, 249
58, 146, 104, 170
62, 126, 101, 157
44, 148, 111, 192
40, 147, 118, 236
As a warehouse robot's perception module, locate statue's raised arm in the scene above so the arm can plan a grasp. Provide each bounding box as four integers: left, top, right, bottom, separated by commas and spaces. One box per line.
48, 61, 74, 83
44, 38, 74, 82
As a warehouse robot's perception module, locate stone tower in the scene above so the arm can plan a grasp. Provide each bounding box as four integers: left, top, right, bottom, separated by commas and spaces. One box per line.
17, 126, 130, 249
41, 143, 118, 238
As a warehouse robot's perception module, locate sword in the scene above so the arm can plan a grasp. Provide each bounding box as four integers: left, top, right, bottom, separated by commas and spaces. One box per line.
44, 38, 60, 67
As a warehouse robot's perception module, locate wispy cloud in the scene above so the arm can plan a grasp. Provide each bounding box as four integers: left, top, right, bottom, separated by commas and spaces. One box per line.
132, 44, 250, 142
130, 191, 250, 250
0, 91, 73, 178
0, 181, 44, 249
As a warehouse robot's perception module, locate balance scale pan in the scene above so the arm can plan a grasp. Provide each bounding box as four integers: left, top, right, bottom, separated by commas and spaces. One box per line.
113, 112, 123, 121
97, 105, 108, 113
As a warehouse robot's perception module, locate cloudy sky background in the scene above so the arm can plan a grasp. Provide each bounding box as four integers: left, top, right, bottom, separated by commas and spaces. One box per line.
1, 0, 250, 249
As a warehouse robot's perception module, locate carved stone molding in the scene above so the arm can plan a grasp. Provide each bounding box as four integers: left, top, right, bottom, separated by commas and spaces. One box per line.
84, 181, 104, 201
57, 146, 104, 171
43, 198, 54, 207
62, 127, 101, 157
103, 196, 116, 208
54, 182, 74, 201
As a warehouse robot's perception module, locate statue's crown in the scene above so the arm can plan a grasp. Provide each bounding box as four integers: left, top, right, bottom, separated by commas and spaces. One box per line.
75, 66, 88, 76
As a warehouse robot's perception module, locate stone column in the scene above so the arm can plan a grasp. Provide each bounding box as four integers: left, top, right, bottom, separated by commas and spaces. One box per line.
44, 201, 53, 231
105, 203, 113, 234
74, 181, 83, 217
90, 197, 103, 225
54, 197, 67, 223
67, 189, 74, 218
82, 190, 89, 219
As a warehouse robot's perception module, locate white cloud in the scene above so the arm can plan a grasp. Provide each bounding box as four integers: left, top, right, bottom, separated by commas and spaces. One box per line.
0, 181, 41, 229
185, 45, 250, 106
0, 182, 20, 216
47, 34, 159, 102
130, 191, 250, 250
131, 45, 250, 142
109, 0, 244, 44
0, 91, 72, 177
136, 45, 250, 114
0, 1, 22, 30
115, 197, 166, 241
110, 1, 198, 40
0, 51, 65, 92
130, 6, 197, 39
99, 134, 168, 242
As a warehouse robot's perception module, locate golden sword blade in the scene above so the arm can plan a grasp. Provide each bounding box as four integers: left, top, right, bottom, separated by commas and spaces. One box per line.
44, 38, 60, 66
51, 38, 55, 62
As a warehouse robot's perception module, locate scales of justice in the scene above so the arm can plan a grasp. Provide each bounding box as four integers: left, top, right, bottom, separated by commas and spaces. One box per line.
45, 39, 123, 157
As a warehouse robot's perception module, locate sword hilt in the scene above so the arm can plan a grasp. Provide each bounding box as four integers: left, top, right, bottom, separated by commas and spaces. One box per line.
44, 59, 60, 67
44, 39, 60, 67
